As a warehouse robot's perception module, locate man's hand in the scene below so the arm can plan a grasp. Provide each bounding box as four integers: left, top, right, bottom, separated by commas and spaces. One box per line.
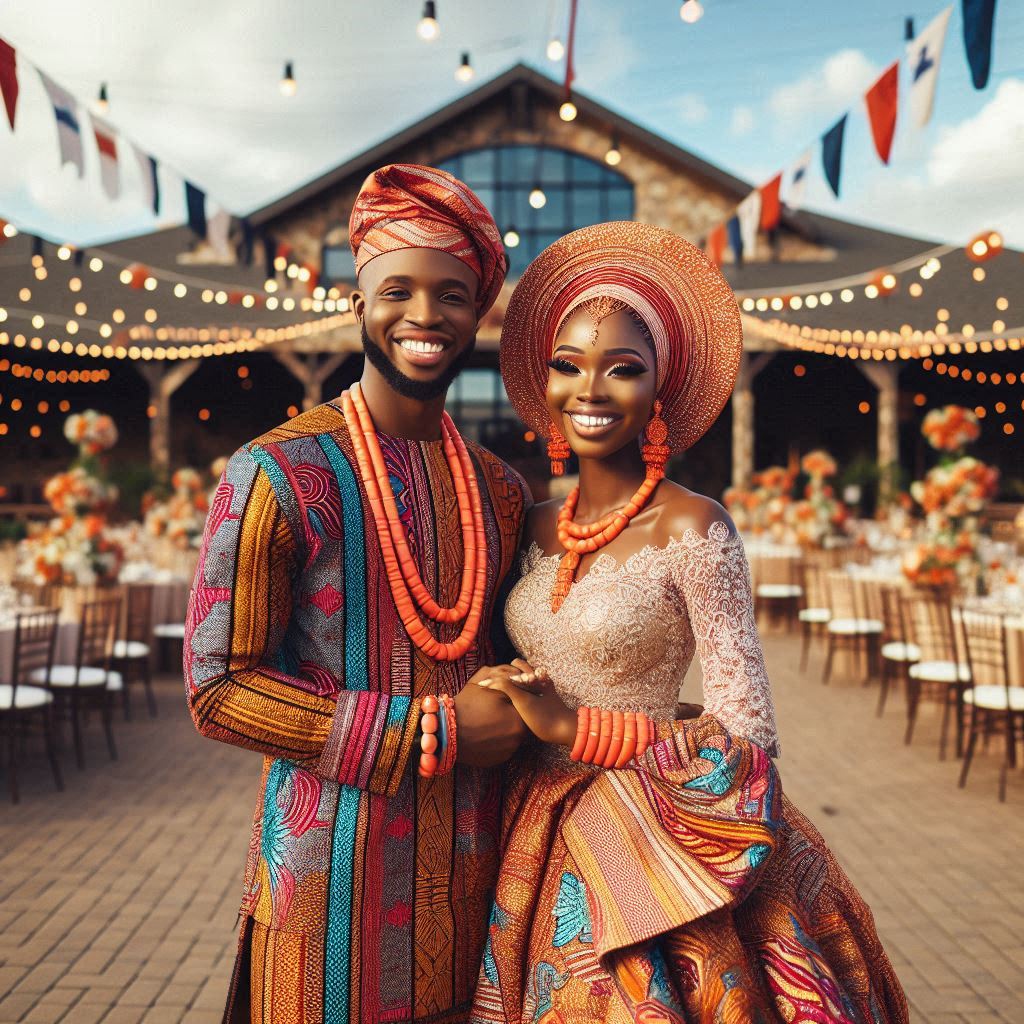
453, 667, 529, 767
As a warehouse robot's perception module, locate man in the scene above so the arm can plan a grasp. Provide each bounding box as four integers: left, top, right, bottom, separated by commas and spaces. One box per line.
185, 164, 530, 1023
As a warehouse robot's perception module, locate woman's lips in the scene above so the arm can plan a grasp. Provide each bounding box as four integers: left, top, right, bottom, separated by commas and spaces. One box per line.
565, 411, 623, 438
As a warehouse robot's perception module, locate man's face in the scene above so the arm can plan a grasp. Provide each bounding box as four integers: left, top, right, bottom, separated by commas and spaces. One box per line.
351, 248, 480, 401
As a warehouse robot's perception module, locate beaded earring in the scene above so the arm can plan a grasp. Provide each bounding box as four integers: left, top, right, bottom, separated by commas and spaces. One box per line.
642, 400, 670, 480
547, 424, 571, 476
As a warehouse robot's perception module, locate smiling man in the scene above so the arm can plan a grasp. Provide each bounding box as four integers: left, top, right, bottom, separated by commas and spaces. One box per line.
185, 164, 531, 1024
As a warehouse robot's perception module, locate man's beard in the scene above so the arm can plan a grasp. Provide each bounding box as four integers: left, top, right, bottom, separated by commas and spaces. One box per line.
361, 323, 476, 401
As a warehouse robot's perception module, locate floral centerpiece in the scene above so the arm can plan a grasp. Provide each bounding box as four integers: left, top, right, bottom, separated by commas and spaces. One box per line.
144, 465, 210, 549
18, 409, 124, 586
904, 405, 999, 591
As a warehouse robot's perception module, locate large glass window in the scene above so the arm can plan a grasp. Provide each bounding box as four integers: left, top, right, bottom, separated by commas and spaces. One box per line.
437, 145, 634, 277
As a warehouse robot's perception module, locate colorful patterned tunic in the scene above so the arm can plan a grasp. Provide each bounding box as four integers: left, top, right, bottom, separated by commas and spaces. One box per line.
185, 403, 528, 1024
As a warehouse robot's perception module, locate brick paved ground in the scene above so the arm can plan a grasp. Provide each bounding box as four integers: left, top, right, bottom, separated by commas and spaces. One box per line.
1, 633, 1022, 1023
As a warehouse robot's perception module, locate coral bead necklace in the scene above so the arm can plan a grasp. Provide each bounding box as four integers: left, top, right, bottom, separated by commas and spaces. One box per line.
342, 384, 487, 662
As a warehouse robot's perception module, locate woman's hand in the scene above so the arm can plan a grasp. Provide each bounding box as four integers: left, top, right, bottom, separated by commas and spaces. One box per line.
477, 659, 577, 747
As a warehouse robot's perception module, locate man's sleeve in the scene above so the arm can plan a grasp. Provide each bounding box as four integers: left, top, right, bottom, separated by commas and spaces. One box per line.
185, 447, 420, 796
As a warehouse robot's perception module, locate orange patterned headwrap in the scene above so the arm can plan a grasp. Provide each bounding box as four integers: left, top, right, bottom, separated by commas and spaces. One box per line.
348, 163, 507, 316
500, 222, 743, 455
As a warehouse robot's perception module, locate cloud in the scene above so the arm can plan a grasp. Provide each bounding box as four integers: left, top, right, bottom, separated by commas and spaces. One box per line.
676, 92, 710, 125
768, 49, 880, 128
730, 105, 755, 137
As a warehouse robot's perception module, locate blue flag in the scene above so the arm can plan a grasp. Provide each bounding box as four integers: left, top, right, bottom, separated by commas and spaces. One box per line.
962, 0, 997, 89
726, 215, 743, 267
821, 115, 847, 198
185, 181, 207, 238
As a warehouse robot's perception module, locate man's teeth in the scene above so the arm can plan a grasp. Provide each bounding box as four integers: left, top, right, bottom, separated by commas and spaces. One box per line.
570, 414, 616, 427
398, 339, 445, 354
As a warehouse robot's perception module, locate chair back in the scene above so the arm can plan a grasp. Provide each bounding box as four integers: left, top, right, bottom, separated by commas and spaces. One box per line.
903, 590, 959, 664
959, 608, 1009, 694
11, 609, 60, 701
76, 597, 121, 677
826, 571, 863, 620
802, 562, 830, 611
859, 578, 885, 624
122, 584, 154, 645
878, 585, 908, 644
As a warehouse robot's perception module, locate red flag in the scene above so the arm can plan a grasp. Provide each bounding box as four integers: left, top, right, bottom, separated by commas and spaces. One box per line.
865, 61, 900, 164
705, 222, 726, 266
0, 39, 18, 130
759, 174, 782, 231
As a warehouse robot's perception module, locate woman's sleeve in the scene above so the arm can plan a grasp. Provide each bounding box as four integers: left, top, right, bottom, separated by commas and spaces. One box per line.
675, 519, 781, 757
184, 447, 420, 796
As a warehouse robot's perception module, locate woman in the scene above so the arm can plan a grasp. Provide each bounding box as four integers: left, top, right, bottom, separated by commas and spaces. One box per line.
469, 223, 906, 1023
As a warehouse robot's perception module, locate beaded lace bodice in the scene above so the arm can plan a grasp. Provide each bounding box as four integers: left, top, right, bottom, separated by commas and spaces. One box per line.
505, 520, 781, 756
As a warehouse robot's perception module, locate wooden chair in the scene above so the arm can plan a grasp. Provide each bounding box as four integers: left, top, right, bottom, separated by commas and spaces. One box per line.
903, 590, 970, 759
822, 572, 883, 684
751, 553, 804, 632
1, 608, 63, 803
874, 585, 920, 717
958, 610, 1023, 801
30, 596, 121, 769
111, 583, 156, 718
798, 561, 831, 671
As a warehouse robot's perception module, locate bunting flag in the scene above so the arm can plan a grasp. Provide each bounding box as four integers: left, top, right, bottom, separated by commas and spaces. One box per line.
785, 148, 813, 210
705, 222, 726, 266
759, 173, 782, 231
206, 204, 233, 262
907, 6, 953, 127
726, 215, 743, 267
821, 115, 847, 197
736, 190, 762, 258
133, 144, 160, 214
92, 116, 120, 199
865, 61, 899, 164
962, 0, 997, 89
262, 232, 278, 279
185, 181, 207, 237
38, 70, 84, 176
0, 39, 18, 130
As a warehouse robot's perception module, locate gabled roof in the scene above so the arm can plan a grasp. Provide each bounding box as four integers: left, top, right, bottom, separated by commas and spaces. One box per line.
247, 62, 755, 226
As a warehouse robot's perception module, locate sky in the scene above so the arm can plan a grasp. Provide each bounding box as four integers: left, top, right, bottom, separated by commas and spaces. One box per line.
0, 0, 1022, 249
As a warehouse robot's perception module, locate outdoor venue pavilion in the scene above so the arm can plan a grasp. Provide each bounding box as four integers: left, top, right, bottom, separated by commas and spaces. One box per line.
1, 62, 1020, 510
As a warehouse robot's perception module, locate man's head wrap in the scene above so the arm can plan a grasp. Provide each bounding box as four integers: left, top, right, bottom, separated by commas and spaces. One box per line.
349, 163, 507, 316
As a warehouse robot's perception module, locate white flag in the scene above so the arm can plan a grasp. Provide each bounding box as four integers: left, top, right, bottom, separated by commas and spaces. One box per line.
206, 204, 233, 263
38, 70, 84, 177
906, 6, 952, 128
785, 148, 813, 210
737, 189, 762, 258
92, 116, 120, 199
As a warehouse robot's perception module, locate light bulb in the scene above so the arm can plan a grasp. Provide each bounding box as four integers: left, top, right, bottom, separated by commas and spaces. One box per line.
680, 0, 704, 24
546, 37, 565, 61
417, 1, 440, 41
455, 52, 474, 82
559, 101, 577, 122
528, 188, 547, 209
503, 227, 520, 248
280, 61, 296, 96
604, 142, 621, 166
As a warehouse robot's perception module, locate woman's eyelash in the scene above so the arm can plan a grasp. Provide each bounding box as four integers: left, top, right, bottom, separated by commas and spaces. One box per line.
609, 362, 647, 376
547, 357, 579, 373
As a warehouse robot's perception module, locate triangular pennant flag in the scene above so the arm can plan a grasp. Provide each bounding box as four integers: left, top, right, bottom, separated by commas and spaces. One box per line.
38, 70, 84, 177
785, 149, 813, 210
737, 190, 762, 259
206, 204, 233, 262
865, 61, 900, 164
962, 0, 997, 89
133, 144, 160, 214
907, 6, 953, 127
821, 115, 847, 197
759, 174, 782, 231
705, 222, 726, 266
185, 181, 207, 237
726, 215, 744, 267
92, 116, 120, 199
0, 39, 18, 130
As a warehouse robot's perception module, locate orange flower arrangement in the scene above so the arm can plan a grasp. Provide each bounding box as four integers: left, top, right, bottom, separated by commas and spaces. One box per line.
921, 405, 981, 453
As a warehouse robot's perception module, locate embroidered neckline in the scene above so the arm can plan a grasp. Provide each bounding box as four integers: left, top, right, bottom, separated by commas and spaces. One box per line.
524, 520, 737, 581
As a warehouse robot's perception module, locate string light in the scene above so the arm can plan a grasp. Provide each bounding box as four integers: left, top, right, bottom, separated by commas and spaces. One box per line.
604, 135, 622, 166
503, 226, 520, 248
546, 38, 565, 61
559, 99, 578, 121
680, 0, 704, 23
455, 52, 474, 82
528, 187, 547, 209
279, 61, 297, 97
417, 1, 440, 40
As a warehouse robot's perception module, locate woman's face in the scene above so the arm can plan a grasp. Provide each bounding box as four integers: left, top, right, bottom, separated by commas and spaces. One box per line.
545, 306, 657, 460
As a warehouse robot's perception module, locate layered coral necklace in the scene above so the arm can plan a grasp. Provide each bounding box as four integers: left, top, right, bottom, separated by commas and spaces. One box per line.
341, 384, 487, 662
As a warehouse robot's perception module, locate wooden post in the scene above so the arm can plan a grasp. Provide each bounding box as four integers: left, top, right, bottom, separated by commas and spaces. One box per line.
138, 360, 201, 476
856, 360, 901, 507
730, 352, 774, 488
272, 351, 349, 410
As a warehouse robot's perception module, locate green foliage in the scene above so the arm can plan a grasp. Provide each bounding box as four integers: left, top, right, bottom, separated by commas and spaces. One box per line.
0, 519, 28, 542
109, 462, 160, 519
